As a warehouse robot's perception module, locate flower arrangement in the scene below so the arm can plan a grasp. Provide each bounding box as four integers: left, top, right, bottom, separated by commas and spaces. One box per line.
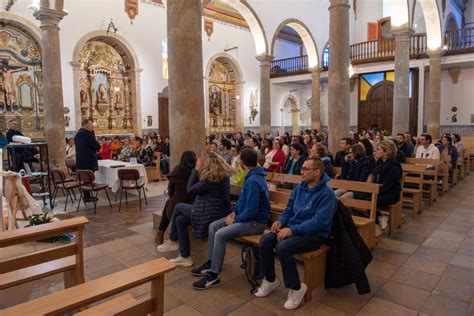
26, 213, 73, 243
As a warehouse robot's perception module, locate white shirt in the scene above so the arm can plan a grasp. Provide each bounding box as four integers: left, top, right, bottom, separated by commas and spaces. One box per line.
415, 143, 440, 160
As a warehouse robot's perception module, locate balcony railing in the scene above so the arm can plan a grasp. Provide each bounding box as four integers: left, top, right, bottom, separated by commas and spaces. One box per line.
270, 28, 474, 77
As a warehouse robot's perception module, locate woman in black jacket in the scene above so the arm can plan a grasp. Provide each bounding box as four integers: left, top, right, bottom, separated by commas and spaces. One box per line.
157, 152, 232, 267
336, 144, 373, 197
155, 151, 197, 244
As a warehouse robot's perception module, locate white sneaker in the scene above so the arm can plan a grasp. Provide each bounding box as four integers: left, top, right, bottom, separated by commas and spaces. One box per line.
284, 283, 307, 310
169, 255, 194, 267
254, 278, 280, 298
378, 215, 388, 230
156, 239, 179, 252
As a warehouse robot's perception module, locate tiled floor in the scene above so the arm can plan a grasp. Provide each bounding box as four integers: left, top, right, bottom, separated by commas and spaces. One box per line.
1, 175, 473, 315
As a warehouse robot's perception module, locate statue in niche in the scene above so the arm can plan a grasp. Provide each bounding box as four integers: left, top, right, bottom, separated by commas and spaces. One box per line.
209, 85, 221, 115
97, 83, 107, 103
80, 89, 87, 104
1, 60, 28, 111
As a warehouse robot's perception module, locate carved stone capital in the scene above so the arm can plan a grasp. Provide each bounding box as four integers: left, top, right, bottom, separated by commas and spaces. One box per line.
255, 54, 274, 65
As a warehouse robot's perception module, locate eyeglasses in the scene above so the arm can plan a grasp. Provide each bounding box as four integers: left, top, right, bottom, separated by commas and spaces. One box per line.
301, 167, 317, 172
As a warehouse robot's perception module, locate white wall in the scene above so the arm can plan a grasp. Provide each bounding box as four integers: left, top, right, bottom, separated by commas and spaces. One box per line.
273, 39, 301, 59
440, 67, 474, 126
350, 0, 384, 45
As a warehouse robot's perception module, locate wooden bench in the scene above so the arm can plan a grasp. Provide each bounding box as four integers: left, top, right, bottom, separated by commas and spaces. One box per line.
379, 201, 404, 237
406, 158, 439, 205
462, 149, 470, 177
0, 216, 88, 291
146, 153, 167, 182
401, 163, 425, 219
1, 258, 175, 316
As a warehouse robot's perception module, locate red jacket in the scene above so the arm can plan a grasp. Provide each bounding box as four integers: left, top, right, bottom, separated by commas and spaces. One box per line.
99, 143, 111, 160
267, 149, 286, 172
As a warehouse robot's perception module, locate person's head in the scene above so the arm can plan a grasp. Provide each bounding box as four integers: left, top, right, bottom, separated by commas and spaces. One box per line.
68, 138, 75, 146
210, 142, 218, 152
9, 119, 19, 130
442, 134, 453, 146
81, 119, 93, 131
113, 137, 119, 144
248, 136, 258, 147
396, 133, 405, 145
230, 145, 239, 157
206, 136, 211, 144
374, 134, 382, 142
199, 151, 233, 182
290, 143, 304, 158
359, 138, 373, 157
453, 133, 461, 143
178, 151, 197, 172
135, 138, 144, 146
350, 143, 366, 160
123, 137, 130, 145
375, 141, 397, 161
164, 137, 169, 144
420, 134, 432, 147
157, 135, 162, 143
340, 137, 353, 151
273, 138, 281, 150
240, 147, 258, 169
100, 137, 107, 145
301, 158, 325, 186
404, 133, 412, 143
221, 138, 231, 152
310, 143, 328, 158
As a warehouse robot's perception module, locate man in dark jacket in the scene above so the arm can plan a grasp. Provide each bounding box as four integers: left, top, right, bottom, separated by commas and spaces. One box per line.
396, 133, 414, 157
334, 137, 353, 168
74, 119, 100, 200
192, 148, 270, 290
255, 157, 336, 310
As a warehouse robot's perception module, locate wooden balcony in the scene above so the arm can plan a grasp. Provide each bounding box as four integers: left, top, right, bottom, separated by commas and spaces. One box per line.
270, 28, 474, 78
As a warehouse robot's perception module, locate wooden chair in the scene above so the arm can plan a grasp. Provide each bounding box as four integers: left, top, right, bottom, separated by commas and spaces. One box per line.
1, 258, 175, 316
146, 153, 167, 182
117, 168, 147, 212
379, 200, 404, 237
0, 217, 88, 292
462, 149, 470, 176
51, 168, 80, 212
65, 158, 76, 175
333, 166, 342, 178
76, 170, 112, 214
401, 163, 425, 219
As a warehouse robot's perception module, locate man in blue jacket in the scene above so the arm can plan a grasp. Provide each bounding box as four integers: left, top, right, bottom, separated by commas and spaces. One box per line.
192, 147, 270, 290
255, 157, 336, 310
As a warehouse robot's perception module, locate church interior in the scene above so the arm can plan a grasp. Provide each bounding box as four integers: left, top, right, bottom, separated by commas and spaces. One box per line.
0, 0, 474, 315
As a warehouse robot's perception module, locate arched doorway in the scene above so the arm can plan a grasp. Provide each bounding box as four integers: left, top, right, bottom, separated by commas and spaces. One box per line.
205, 54, 243, 133
0, 23, 43, 138
282, 95, 299, 135
360, 81, 394, 133
72, 31, 141, 135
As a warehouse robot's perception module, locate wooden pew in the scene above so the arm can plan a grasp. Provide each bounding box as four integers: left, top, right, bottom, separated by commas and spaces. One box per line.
401, 163, 425, 219
406, 158, 439, 205
0, 217, 88, 291
462, 149, 470, 177
1, 258, 175, 316
146, 153, 167, 182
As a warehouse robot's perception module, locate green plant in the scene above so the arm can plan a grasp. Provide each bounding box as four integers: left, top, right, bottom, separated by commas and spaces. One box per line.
25, 213, 71, 243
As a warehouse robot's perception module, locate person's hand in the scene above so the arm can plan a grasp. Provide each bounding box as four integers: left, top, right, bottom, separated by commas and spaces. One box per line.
277, 227, 292, 241
345, 153, 353, 161
225, 212, 235, 225
271, 221, 282, 234
195, 157, 203, 171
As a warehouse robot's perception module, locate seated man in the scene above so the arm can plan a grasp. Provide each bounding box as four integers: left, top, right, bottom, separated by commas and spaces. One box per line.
192, 148, 270, 289
255, 157, 336, 310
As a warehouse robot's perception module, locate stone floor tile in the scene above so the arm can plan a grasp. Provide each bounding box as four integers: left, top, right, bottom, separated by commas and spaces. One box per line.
391, 232, 427, 245
372, 248, 410, 266
430, 230, 466, 242
164, 304, 203, 316
412, 245, 456, 263
443, 264, 474, 285
94, 239, 134, 254
162, 290, 184, 313
86, 263, 126, 280
402, 256, 448, 276
227, 302, 276, 316
415, 213, 446, 224
421, 294, 470, 316
122, 253, 158, 268
314, 286, 372, 314
458, 242, 474, 257
406, 219, 440, 230
83, 246, 104, 260
437, 223, 471, 235
121, 233, 154, 245
84, 254, 122, 274
378, 238, 419, 255
365, 259, 399, 279
450, 253, 474, 269
165, 275, 206, 302
390, 267, 440, 291
463, 235, 474, 245
0, 280, 51, 309
251, 285, 295, 314
422, 237, 462, 252
295, 301, 350, 315
107, 246, 150, 265
375, 280, 430, 310
433, 275, 473, 303
187, 287, 247, 316
356, 297, 418, 316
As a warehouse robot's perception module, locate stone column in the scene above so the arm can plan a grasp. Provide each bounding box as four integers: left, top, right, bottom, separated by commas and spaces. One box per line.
256, 54, 274, 135
34, 7, 67, 168
310, 67, 321, 130
328, 0, 350, 154
291, 107, 300, 136
427, 49, 442, 139
167, 0, 206, 165
392, 27, 411, 135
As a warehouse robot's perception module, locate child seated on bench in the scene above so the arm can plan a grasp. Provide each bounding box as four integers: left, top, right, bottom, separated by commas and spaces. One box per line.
255, 157, 336, 310
192, 148, 270, 290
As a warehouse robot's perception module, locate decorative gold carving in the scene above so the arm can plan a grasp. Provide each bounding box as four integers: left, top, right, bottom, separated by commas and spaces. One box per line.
125, 0, 139, 24
448, 67, 460, 84
204, 19, 214, 39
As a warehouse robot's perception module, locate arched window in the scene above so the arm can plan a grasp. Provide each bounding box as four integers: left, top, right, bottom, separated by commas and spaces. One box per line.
322, 42, 329, 70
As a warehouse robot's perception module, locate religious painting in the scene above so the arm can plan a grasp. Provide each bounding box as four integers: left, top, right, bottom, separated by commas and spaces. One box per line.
0, 24, 43, 138
125, 0, 139, 23
78, 39, 133, 134
208, 57, 238, 132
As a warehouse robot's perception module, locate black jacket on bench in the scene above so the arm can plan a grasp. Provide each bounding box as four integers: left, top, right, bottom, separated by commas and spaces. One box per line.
325, 201, 372, 295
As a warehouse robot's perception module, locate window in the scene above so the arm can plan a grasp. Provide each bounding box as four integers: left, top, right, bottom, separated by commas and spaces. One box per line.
322, 43, 329, 70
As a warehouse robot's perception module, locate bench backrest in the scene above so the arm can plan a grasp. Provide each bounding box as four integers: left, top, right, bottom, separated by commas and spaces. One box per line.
405, 157, 439, 179
1, 258, 175, 316
401, 163, 425, 189
333, 167, 342, 178
266, 172, 301, 184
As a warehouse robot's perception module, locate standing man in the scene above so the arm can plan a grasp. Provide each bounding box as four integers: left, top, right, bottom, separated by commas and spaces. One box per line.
74, 119, 100, 200
255, 157, 336, 310
6, 119, 32, 171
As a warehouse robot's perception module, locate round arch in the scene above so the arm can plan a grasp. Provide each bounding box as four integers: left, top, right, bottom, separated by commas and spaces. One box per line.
204, 53, 245, 132
71, 30, 142, 135
0, 12, 42, 46
281, 94, 300, 135
444, 13, 459, 33
271, 19, 319, 68
218, 0, 268, 55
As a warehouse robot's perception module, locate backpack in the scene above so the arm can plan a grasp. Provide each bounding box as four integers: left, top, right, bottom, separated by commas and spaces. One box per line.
240, 243, 263, 294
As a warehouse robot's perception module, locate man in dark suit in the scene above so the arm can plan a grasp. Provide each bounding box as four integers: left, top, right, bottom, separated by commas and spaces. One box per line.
74, 119, 100, 200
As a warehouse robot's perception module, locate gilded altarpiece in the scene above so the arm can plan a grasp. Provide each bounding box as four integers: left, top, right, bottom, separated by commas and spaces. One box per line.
78, 40, 133, 134
0, 25, 43, 137
208, 58, 237, 132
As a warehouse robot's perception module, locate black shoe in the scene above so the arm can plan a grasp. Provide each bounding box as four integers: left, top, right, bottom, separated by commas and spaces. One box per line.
191, 261, 211, 276
193, 273, 220, 290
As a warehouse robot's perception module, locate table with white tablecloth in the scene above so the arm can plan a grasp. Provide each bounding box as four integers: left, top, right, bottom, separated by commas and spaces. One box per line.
95, 160, 148, 193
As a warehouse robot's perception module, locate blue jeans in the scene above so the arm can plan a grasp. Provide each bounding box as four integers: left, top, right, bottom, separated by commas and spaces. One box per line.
207, 217, 266, 274
170, 203, 192, 257
259, 232, 324, 290
160, 158, 170, 175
